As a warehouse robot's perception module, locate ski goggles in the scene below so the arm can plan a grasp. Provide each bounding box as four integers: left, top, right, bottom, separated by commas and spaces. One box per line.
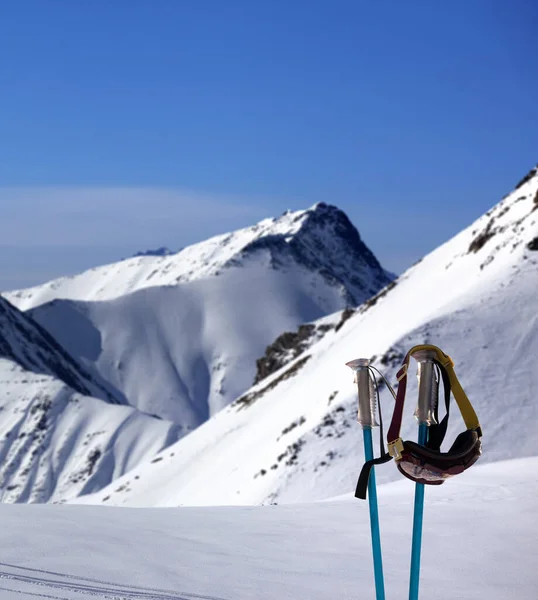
355, 344, 483, 499
390, 429, 482, 486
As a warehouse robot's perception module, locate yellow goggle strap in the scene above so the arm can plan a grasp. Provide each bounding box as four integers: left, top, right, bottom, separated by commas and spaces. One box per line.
387, 344, 481, 452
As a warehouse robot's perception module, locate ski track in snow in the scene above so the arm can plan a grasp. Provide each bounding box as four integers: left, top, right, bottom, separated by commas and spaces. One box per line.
0, 563, 227, 600
0, 457, 535, 600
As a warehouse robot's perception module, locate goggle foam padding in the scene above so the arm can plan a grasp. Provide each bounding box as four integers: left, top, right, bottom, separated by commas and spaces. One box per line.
396, 430, 482, 485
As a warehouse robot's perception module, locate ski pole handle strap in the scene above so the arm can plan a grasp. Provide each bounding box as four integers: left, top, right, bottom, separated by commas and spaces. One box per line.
386, 345, 481, 447
355, 452, 392, 500
386, 352, 410, 446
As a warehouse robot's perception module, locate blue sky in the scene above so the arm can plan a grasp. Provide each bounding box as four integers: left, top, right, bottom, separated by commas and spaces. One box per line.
1, 1, 537, 290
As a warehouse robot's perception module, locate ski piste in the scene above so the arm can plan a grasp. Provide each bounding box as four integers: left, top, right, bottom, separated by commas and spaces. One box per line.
350, 344, 483, 600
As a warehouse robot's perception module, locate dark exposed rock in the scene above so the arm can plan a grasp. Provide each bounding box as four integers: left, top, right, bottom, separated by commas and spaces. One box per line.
69, 447, 103, 484
514, 166, 538, 190
278, 416, 306, 440
327, 390, 339, 405
277, 439, 305, 467
527, 237, 538, 251
313, 404, 353, 440
133, 247, 174, 258
228, 203, 394, 307
254, 323, 332, 384
255, 437, 308, 478
334, 307, 355, 332
480, 255, 495, 270
379, 347, 405, 368
468, 219, 496, 254
255, 325, 315, 384
235, 355, 311, 411
86, 449, 102, 476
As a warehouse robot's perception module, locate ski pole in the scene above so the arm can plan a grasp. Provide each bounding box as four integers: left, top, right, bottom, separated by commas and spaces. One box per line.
346, 358, 385, 600
408, 350, 438, 600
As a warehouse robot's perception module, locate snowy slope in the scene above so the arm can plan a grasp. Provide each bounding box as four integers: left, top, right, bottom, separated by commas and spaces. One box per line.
80, 166, 538, 507
6, 203, 392, 424
25, 268, 346, 425
5, 457, 537, 599
0, 291, 182, 503
0, 296, 123, 405
0, 360, 180, 503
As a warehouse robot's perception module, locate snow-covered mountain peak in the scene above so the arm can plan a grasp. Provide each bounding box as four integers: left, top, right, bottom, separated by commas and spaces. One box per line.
250, 201, 345, 236
4, 203, 392, 429
240, 201, 361, 243
226, 201, 391, 305
6, 203, 390, 310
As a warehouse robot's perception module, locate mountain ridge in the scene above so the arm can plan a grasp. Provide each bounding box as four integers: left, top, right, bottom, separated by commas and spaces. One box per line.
0, 296, 124, 405
5, 202, 391, 308
76, 165, 538, 507
6, 203, 391, 425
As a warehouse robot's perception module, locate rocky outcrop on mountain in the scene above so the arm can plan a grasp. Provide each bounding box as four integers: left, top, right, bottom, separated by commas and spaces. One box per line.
254, 322, 333, 384
231, 203, 393, 306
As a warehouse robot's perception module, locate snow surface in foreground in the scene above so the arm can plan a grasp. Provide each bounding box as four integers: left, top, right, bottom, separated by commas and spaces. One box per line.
1, 457, 536, 599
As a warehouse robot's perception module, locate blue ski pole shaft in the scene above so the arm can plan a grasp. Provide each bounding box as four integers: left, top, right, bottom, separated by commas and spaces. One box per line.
409, 423, 428, 600
363, 427, 385, 600
346, 358, 386, 600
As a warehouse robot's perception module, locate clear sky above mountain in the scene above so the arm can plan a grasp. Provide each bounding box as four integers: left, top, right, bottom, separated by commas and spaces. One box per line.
1, 1, 537, 290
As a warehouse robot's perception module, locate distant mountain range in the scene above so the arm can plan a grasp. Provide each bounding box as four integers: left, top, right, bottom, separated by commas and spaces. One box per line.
132, 247, 175, 258
1, 202, 391, 502
2, 167, 537, 506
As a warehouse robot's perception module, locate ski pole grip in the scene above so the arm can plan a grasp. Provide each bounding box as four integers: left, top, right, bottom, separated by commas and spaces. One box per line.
346, 358, 379, 428
413, 350, 438, 426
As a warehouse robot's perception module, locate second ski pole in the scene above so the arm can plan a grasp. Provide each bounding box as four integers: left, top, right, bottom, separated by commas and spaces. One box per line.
408, 350, 438, 600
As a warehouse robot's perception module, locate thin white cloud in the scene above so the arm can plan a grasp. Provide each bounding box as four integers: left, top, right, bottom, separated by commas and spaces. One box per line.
0, 186, 276, 248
